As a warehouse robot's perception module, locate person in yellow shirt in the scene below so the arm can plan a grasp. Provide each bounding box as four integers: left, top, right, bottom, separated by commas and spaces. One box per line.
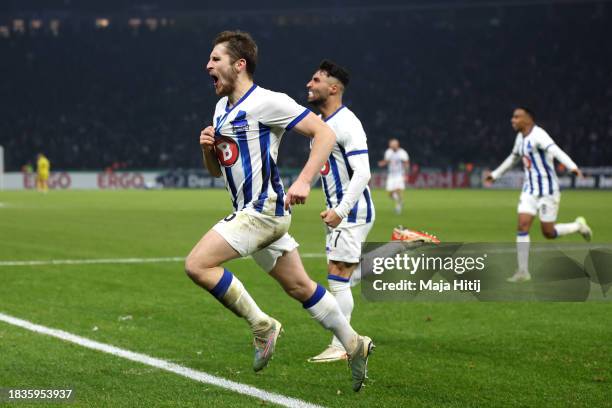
36, 153, 50, 193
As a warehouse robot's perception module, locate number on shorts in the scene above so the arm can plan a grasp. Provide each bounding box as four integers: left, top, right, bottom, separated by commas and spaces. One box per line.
333, 230, 342, 247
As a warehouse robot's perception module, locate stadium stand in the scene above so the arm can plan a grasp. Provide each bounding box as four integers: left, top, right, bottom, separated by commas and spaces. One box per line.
1, 1, 611, 171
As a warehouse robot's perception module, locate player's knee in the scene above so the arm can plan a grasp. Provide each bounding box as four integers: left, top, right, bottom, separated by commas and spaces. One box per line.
328, 261, 352, 280
184, 257, 199, 280
184, 253, 212, 281
542, 228, 557, 239
327, 262, 342, 277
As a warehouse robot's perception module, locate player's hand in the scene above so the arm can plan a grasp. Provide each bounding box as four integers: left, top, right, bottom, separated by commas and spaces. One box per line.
572, 168, 584, 178
377, 160, 386, 168
485, 174, 495, 183
285, 179, 311, 209
320, 209, 342, 228
200, 126, 216, 152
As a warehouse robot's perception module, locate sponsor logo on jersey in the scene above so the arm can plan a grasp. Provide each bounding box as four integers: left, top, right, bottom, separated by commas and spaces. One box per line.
320, 160, 330, 176
230, 119, 250, 133
522, 156, 532, 169
215, 136, 240, 167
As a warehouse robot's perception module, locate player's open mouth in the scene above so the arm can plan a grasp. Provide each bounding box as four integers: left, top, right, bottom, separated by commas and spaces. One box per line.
211, 74, 219, 86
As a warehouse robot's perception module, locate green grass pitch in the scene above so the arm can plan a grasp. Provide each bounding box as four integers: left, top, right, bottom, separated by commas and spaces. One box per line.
0, 188, 610, 407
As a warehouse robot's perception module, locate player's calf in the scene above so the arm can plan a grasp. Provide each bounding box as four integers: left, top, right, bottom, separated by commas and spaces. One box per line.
269, 249, 318, 302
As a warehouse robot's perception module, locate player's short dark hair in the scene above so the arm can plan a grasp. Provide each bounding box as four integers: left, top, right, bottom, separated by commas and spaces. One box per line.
213, 30, 258, 77
318, 59, 350, 87
516, 106, 535, 121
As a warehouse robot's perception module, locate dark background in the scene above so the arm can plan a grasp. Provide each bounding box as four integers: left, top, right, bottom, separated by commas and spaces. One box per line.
1, 0, 611, 171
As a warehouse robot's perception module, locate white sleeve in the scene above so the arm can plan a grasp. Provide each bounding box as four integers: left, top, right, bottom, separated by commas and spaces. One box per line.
334, 153, 371, 219
401, 149, 409, 162
384, 149, 391, 161
547, 144, 578, 171
536, 129, 578, 171
260, 92, 311, 131
490, 153, 520, 180
491, 135, 521, 179
336, 116, 368, 154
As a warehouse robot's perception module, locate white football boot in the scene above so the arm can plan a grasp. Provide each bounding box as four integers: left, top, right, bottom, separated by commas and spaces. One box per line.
575, 216, 592, 242
507, 270, 531, 283
308, 345, 348, 363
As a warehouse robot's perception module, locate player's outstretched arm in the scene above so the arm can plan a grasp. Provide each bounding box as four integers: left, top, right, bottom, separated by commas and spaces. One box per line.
285, 112, 336, 209
200, 126, 222, 177
548, 144, 580, 176
489, 153, 520, 182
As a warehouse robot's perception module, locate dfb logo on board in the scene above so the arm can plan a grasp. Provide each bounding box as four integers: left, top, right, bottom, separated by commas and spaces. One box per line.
215, 136, 239, 167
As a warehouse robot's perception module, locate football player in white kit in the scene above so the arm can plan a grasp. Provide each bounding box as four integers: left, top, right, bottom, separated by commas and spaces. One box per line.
378, 139, 409, 214
486, 107, 592, 282
189, 31, 373, 391
305, 60, 375, 363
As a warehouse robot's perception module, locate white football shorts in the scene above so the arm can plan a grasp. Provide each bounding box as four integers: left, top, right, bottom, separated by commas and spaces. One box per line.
386, 174, 406, 191
326, 221, 374, 264
517, 192, 560, 223
213, 208, 298, 272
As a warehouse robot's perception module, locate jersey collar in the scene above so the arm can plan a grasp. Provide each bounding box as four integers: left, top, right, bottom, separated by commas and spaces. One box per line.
215, 84, 258, 135
225, 83, 258, 113
323, 105, 345, 122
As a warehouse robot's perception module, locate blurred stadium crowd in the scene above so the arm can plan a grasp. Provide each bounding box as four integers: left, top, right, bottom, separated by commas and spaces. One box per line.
1, 1, 611, 171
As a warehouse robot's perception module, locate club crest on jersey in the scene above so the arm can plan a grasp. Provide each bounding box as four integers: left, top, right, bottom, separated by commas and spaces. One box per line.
522, 156, 532, 169
320, 160, 330, 175
230, 119, 250, 133
215, 136, 239, 167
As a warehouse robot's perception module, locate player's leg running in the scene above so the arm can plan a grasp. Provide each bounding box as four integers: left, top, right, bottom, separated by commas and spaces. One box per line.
270, 249, 374, 391
537, 194, 592, 241
185, 230, 280, 372
391, 189, 403, 214
308, 260, 355, 363
508, 213, 533, 282
542, 217, 592, 241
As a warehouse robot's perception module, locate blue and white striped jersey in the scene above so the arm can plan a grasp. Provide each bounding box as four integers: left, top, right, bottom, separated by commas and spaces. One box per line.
212, 84, 310, 216
511, 126, 575, 196
318, 105, 375, 224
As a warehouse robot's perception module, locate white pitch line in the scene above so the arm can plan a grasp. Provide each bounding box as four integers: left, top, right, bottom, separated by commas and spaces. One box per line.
1, 245, 604, 268
0, 257, 185, 267
0, 253, 326, 267
0, 312, 324, 408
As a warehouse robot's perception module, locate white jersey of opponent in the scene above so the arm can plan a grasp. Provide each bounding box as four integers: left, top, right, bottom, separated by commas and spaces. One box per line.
511, 126, 568, 196
212, 84, 310, 216
384, 148, 409, 177
318, 105, 374, 224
